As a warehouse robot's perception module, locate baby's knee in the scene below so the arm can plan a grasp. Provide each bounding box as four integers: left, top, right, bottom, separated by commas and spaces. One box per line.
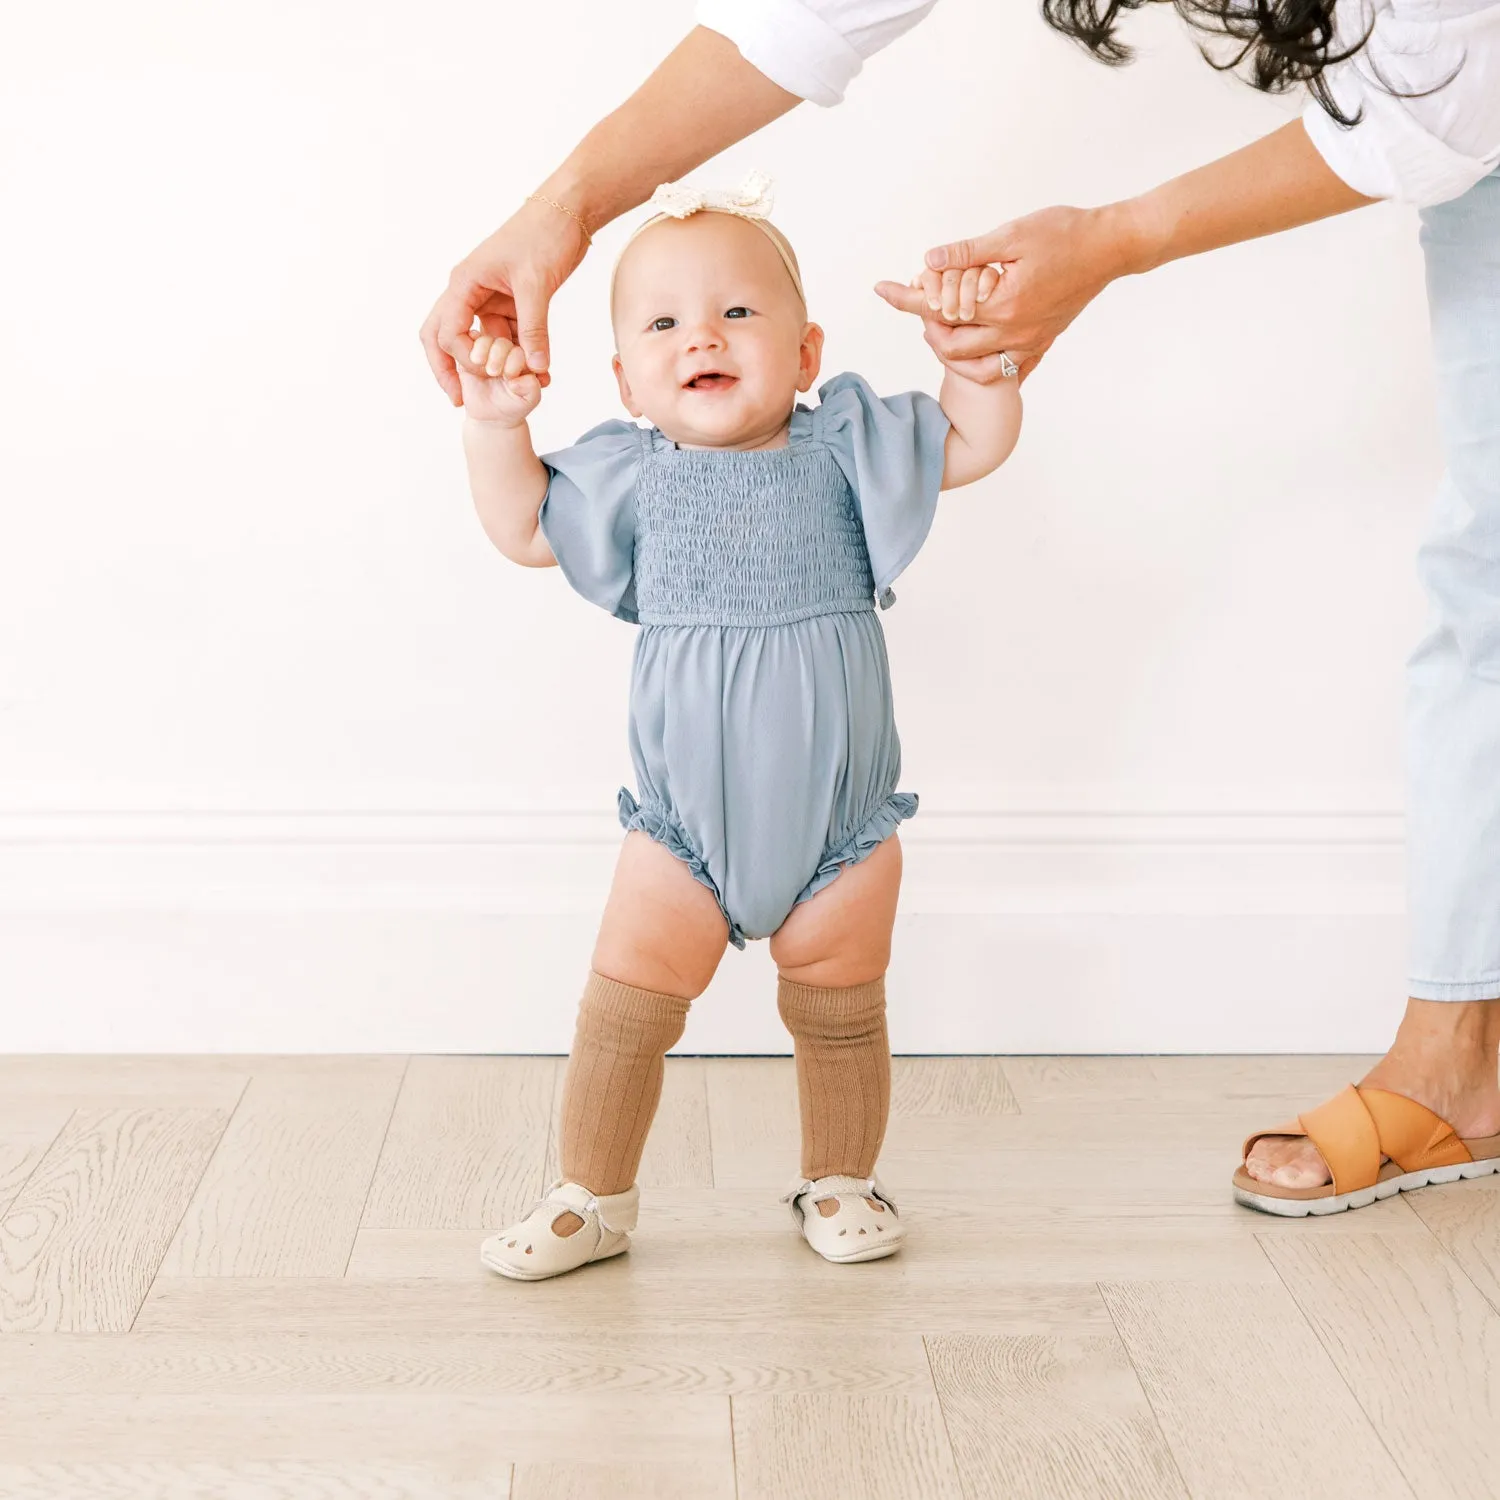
591, 931, 720, 1000
769, 911, 891, 989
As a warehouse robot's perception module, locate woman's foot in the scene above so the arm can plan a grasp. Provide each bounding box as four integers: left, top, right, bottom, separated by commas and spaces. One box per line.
479, 1179, 639, 1281
1245, 999, 1500, 1189
783, 1173, 905, 1262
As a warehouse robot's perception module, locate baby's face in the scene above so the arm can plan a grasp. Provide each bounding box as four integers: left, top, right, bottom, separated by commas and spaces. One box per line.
611, 213, 823, 449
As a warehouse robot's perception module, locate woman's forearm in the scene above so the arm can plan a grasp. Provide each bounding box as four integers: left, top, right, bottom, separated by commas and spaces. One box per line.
1112, 120, 1379, 278
539, 27, 800, 233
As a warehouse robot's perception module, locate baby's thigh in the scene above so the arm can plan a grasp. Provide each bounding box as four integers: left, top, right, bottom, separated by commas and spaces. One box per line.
592, 831, 730, 998
769, 834, 902, 988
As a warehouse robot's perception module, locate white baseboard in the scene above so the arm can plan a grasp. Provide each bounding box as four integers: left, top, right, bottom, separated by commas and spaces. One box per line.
0, 807, 1408, 1054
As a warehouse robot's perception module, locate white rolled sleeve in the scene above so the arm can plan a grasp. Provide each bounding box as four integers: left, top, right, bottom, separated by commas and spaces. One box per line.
695, 0, 938, 105
1302, 0, 1500, 206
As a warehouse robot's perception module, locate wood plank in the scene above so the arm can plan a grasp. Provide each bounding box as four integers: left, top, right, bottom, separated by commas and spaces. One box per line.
0, 1103, 72, 1215
0, 1461, 508, 1500
0, 1056, 250, 1110
159, 1057, 407, 1277
731, 1394, 963, 1500
542, 1056, 713, 1190
0, 1107, 228, 1333
1102, 1280, 1413, 1499
349, 1199, 1279, 1286
0, 1328, 935, 1397
360, 1057, 555, 1230
1261, 1231, 1500, 1499
1402, 1176, 1500, 1314
512, 1459, 732, 1499
890, 1057, 1019, 1117
1002, 1055, 1379, 1111
134, 1274, 1108, 1338
0, 1393, 728, 1470
925, 1333, 1186, 1499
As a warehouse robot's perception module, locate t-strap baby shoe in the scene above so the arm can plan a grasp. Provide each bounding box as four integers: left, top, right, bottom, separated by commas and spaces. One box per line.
480, 1179, 640, 1281
782, 1173, 905, 1263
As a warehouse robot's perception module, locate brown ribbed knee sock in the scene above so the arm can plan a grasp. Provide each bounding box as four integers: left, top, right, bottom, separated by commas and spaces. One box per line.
558, 969, 692, 1199
776, 974, 891, 1183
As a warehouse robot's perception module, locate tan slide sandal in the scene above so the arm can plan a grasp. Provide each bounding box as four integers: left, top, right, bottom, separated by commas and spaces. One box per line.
1233, 1084, 1500, 1217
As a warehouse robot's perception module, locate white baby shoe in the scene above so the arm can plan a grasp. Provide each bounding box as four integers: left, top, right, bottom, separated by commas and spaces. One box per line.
782, 1173, 905, 1263
479, 1179, 640, 1281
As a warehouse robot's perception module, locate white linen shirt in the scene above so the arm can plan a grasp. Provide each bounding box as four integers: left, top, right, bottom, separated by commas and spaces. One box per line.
695, 0, 1500, 205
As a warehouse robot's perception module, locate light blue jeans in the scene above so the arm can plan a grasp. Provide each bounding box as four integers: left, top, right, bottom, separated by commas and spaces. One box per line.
1407, 165, 1500, 1000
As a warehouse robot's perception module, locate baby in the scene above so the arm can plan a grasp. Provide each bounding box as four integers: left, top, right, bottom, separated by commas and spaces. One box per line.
462, 176, 1021, 1280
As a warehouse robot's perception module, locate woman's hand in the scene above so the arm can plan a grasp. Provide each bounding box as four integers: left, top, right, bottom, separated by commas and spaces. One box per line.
420, 197, 590, 407
456, 334, 544, 428
876, 203, 1141, 383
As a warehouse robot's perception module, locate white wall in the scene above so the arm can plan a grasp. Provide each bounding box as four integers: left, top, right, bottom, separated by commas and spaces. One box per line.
0, 1, 1435, 1052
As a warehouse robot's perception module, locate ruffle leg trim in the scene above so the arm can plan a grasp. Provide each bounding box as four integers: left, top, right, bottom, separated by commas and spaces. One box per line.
791, 790, 919, 912
616, 787, 748, 949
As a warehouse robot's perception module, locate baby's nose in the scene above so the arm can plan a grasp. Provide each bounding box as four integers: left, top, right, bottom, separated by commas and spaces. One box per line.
684, 324, 724, 352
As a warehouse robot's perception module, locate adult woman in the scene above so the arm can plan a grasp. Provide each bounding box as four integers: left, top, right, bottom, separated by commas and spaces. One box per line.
421, 0, 1500, 1212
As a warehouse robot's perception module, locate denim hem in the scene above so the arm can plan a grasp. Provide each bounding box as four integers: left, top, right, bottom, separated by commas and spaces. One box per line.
1407, 975, 1500, 1001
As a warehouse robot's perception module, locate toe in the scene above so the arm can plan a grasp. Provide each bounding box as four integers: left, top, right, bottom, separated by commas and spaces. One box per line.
1247, 1135, 1332, 1190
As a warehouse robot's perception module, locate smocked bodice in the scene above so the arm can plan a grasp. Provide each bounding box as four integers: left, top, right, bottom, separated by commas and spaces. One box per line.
632, 442, 878, 627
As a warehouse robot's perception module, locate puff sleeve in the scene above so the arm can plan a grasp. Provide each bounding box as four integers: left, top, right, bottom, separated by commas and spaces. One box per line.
537, 419, 644, 623
815, 371, 949, 603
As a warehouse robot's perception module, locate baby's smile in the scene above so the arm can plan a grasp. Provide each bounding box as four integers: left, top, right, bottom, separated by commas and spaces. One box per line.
682, 369, 738, 393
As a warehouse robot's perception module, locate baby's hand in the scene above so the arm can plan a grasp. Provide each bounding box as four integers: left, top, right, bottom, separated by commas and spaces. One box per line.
457, 334, 542, 426
908, 264, 1002, 323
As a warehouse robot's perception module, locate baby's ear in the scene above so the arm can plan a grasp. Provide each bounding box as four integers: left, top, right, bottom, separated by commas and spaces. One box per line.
796, 322, 825, 394
612, 354, 643, 418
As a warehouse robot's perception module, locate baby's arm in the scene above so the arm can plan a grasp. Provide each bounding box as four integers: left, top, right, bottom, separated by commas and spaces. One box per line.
939, 361, 1022, 491
460, 335, 556, 567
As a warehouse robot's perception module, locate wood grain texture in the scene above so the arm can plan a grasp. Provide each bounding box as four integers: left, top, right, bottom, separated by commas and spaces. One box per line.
0, 1392, 730, 1469
0, 1056, 250, 1111
0, 1102, 72, 1216
161, 1057, 407, 1276
346, 1211, 1279, 1285
925, 1333, 1186, 1500
0, 1107, 228, 1332
4, 1052, 1492, 1499
1261, 1231, 1500, 1500
731, 1394, 963, 1500
0, 1329, 934, 1397
0, 1462, 508, 1500
1402, 1175, 1500, 1314
889, 1057, 1020, 1117
360, 1056, 555, 1230
133, 1273, 1109, 1338
511, 1459, 733, 1500
1102, 1280, 1413, 1499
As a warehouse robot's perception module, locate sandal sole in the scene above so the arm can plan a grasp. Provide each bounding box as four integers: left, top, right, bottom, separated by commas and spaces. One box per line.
1233, 1154, 1500, 1218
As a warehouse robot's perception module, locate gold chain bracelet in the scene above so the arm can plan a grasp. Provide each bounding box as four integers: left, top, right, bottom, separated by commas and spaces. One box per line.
526, 193, 592, 247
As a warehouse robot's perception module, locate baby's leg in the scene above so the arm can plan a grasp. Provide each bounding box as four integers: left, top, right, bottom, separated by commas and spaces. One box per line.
769, 836, 902, 1200
553, 831, 729, 1228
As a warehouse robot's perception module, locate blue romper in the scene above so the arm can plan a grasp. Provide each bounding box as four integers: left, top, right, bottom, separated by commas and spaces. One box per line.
538, 371, 950, 949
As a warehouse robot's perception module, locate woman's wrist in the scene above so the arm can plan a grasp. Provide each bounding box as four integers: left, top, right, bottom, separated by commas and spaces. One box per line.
1091, 198, 1165, 281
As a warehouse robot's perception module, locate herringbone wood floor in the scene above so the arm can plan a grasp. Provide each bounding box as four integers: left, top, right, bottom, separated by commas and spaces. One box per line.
3, 1053, 1499, 1498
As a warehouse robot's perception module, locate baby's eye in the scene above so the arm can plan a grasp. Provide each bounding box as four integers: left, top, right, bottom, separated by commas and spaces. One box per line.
725, 306, 751, 319
651, 316, 677, 332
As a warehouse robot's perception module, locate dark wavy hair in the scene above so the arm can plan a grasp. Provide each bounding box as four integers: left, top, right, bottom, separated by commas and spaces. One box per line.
1039, 0, 1377, 126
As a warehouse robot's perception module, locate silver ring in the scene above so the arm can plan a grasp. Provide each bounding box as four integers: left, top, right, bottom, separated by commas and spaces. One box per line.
998, 351, 1019, 379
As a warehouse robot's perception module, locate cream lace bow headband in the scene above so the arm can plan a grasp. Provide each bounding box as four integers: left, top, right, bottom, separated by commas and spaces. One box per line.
612, 170, 806, 309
